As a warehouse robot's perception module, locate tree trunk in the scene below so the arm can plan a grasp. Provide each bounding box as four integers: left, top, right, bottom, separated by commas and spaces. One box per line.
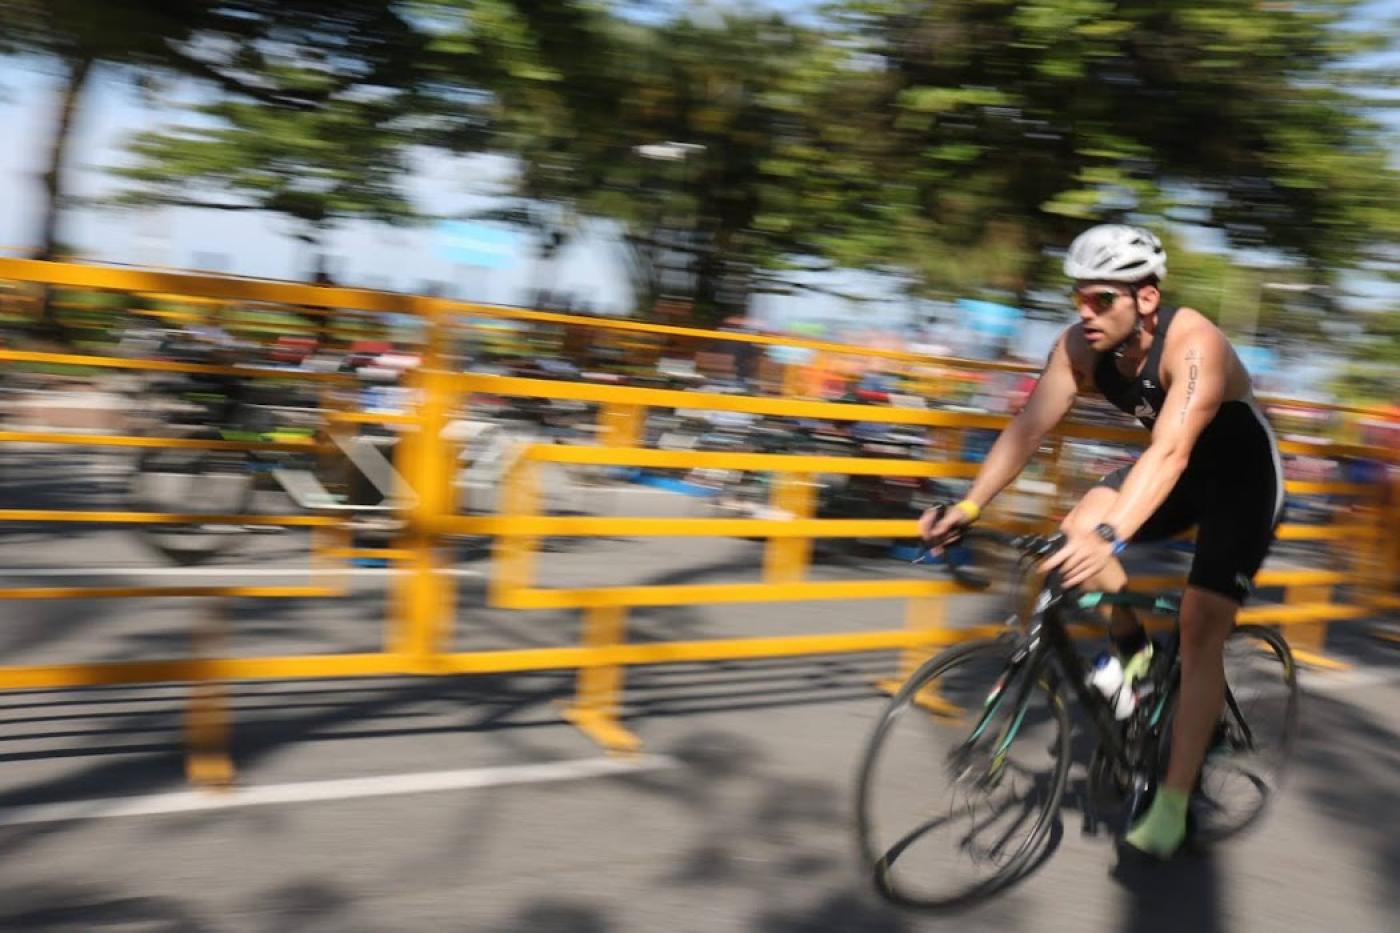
623, 232, 663, 319
305, 237, 336, 350
690, 233, 751, 328
38, 56, 94, 259
34, 55, 95, 341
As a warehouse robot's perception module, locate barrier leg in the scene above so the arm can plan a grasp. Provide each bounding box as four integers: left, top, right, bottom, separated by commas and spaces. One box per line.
876, 597, 961, 717
1285, 584, 1348, 670
563, 606, 642, 754
763, 473, 815, 583
392, 338, 456, 666
186, 601, 234, 788
489, 459, 540, 606
390, 438, 449, 663
388, 422, 421, 656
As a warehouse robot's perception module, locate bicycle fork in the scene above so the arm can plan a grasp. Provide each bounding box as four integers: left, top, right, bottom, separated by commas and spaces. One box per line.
956, 642, 1049, 790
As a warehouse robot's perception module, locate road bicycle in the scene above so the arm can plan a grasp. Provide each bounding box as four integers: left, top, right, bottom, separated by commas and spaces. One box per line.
854, 529, 1298, 909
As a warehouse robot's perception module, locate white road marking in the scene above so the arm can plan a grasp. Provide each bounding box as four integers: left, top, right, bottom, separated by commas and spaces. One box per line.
0, 567, 484, 578
0, 754, 677, 828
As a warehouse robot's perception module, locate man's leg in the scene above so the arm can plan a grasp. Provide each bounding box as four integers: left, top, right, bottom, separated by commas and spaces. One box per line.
1125, 585, 1236, 858
1162, 586, 1237, 793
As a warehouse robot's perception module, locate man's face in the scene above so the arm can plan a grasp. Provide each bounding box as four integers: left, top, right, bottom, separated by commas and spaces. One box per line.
1073, 281, 1156, 352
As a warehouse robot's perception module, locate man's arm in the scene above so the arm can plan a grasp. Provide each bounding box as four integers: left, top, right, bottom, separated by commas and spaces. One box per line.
961, 332, 1081, 510
1099, 325, 1228, 539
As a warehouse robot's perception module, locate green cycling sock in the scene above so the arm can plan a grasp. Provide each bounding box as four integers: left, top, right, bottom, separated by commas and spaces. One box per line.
1124, 786, 1188, 859
1121, 642, 1154, 687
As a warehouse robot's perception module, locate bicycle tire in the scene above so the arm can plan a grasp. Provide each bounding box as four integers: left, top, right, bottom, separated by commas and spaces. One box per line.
1188, 624, 1300, 844
855, 637, 1071, 910
127, 432, 255, 566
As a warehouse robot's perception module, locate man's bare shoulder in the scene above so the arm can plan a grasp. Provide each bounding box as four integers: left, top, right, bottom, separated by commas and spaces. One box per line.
1165, 307, 1230, 352
1160, 307, 1234, 388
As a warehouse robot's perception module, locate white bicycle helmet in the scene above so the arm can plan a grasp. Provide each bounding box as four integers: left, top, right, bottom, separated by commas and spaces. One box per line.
1064, 224, 1167, 283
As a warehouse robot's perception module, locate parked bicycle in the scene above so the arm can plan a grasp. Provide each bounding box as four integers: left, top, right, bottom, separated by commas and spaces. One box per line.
854, 527, 1298, 909
126, 335, 402, 565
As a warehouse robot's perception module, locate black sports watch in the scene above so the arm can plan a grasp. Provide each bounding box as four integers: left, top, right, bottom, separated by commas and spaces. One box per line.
1093, 522, 1128, 555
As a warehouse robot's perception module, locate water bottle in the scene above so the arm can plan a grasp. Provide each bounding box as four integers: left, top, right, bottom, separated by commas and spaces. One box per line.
1088, 652, 1137, 720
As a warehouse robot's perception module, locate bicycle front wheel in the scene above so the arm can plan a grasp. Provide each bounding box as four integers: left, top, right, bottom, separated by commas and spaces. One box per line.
855, 638, 1070, 910
1191, 624, 1300, 844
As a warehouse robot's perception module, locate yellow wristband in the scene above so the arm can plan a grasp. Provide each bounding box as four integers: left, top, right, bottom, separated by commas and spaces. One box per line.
952, 499, 982, 523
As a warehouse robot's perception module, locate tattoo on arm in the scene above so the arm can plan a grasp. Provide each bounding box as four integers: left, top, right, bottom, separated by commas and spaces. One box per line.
1180, 348, 1202, 424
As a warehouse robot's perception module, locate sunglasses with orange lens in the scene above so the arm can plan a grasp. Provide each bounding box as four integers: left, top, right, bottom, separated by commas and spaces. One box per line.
1072, 289, 1125, 313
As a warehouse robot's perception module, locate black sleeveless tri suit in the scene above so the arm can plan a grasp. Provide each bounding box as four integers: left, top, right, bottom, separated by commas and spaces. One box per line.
1092, 307, 1284, 603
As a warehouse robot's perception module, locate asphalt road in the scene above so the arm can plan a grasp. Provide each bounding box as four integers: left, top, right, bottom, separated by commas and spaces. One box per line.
1, 446, 1398, 932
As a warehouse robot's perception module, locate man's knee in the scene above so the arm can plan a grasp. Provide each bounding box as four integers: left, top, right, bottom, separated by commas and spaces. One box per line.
1061, 486, 1118, 537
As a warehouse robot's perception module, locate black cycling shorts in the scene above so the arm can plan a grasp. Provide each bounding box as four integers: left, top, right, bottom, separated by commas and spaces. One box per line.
1095, 403, 1285, 604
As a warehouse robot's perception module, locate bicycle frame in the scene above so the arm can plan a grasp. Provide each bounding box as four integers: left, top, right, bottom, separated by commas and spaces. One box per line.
957, 583, 1184, 779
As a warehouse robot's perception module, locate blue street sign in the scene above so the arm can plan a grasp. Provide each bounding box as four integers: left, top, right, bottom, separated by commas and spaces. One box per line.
434, 220, 522, 270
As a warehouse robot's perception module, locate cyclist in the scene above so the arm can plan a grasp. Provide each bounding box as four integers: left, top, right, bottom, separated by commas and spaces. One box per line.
919, 224, 1284, 859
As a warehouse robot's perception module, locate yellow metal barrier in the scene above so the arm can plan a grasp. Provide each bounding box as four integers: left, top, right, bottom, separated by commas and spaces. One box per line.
448, 372, 1396, 748
0, 327, 368, 782
0, 348, 351, 382
1, 257, 1397, 770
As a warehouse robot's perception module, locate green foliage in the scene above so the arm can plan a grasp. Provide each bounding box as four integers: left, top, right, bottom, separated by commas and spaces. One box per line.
826, 0, 1400, 302
0, 1, 426, 106
438, 6, 899, 321
457, 0, 1398, 330
1332, 309, 1400, 403
108, 84, 419, 244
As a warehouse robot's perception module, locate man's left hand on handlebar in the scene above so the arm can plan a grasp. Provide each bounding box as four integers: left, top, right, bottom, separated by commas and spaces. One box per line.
1039, 524, 1115, 589
918, 500, 979, 553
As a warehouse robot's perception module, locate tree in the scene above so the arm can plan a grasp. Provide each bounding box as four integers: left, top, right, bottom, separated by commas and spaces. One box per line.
0, 0, 424, 334
827, 0, 1400, 303
445, 5, 894, 322
107, 74, 419, 264
1333, 309, 1400, 404
452, 0, 1399, 329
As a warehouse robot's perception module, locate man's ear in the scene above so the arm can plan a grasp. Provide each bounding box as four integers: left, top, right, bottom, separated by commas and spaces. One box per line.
1135, 284, 1161, 314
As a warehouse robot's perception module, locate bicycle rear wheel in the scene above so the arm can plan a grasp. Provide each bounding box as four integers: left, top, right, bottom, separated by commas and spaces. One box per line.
1191, 624, 1299, 843
128, 436, 254, 566
855, 638, 1070, 910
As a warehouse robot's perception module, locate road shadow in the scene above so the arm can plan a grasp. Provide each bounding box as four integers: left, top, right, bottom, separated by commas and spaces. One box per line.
620, 654, 894, 721
486, 899, 616, 933
0, 882, 213, 932
0, 671, 576, 819
1292, 687, 1400, 916
1109, 848, 1225, 933
753, 890, 914, 932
